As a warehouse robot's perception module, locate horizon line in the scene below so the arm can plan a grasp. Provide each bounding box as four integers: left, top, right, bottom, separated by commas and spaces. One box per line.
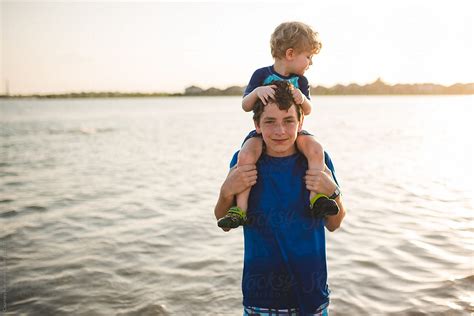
2, 79, 474, 97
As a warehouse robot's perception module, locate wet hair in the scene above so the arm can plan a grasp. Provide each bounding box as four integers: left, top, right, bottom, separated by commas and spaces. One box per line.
253, 80, 303, 124
270, 21, 322, 58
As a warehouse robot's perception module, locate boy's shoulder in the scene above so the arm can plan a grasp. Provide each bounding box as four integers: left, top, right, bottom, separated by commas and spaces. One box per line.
251, 66, 273, 77
244, 66, 274, 96
252, 65, 308, 82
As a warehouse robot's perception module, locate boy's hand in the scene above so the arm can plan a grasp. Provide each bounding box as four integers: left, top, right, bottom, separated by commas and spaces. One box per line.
304, 167, 337, 197
255, 85, 276, 105
221, 164, 258, 198
291, 88, 305, 105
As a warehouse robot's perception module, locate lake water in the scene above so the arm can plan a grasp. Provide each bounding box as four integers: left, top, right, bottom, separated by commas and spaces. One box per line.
0, 96, 472, 315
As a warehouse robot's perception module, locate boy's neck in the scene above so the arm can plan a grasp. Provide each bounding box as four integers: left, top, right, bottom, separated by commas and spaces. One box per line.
273, 59, 292, 77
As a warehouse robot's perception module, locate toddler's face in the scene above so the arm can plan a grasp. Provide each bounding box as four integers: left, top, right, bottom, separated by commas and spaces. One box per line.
291, 50, 313, 76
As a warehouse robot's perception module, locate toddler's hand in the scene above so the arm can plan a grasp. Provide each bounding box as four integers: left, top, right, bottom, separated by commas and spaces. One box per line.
291, 88, 305, 105
255, 85, 276, 105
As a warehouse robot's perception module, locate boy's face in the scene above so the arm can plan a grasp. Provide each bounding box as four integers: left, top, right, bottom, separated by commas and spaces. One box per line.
254, 102, 303, 157
289, 50, 313, 76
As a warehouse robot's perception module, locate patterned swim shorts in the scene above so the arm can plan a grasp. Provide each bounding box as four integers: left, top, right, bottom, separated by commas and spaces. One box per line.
243, 305, 328, 316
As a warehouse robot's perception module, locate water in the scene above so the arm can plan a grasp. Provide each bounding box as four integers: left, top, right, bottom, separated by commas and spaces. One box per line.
0, 96, 473, 315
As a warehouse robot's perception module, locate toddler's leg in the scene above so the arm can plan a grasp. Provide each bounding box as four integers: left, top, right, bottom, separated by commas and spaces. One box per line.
296, 135, 339, 217
236, 137, 263, 212
296, 135, 325, 202
217, 137, 263, 230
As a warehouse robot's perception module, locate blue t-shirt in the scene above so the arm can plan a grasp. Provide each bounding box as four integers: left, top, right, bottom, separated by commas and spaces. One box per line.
230, 151, 338, 313
243, 66, 311, 100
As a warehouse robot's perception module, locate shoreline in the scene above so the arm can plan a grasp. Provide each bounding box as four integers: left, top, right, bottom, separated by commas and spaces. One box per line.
1, 93, 473, 99
2, 79, 473, 99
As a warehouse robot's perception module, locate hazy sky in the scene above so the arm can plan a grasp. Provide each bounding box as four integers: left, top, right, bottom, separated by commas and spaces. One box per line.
1, 0, 473, 94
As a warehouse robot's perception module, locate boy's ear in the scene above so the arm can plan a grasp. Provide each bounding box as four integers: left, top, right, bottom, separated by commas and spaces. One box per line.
298, 113, 304, 133
254, 120, 261, 133
298, 114, 304, 132
285, 48, 295, 60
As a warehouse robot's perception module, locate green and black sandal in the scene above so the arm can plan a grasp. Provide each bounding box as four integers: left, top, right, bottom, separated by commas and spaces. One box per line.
217, 206, 247, 229
308, 194, 339, 218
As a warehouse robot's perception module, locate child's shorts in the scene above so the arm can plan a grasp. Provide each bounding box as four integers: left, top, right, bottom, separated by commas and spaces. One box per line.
242, 129, 313, 146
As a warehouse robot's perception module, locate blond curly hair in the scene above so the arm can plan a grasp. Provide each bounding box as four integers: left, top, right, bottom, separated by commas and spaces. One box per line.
270, 21, 322, 59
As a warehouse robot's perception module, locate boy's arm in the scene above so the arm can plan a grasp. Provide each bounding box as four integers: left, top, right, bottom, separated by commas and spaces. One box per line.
300, 95, 312, 116
242, 86, 276, 112
214, 187, 235, 221
292, 88, 312, 115
242, 89, 261, 112
304, 167, 346, 231
296, 76, 312, 115
214, 164, 257, 220
243, 68, 273, 112
325, 195, 346, 232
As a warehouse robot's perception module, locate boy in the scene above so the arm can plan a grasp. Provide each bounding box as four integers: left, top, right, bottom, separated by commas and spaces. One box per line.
218, 21, 338, 230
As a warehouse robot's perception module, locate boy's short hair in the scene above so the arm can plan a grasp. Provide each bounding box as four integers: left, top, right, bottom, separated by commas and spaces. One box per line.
270, 21, 322, 59
253, 81, 303, 124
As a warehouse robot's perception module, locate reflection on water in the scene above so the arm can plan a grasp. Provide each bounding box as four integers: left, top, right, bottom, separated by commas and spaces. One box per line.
1, 96, 473, 315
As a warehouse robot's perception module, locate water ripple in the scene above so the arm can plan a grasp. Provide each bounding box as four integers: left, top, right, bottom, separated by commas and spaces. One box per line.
1, 96, 472, 315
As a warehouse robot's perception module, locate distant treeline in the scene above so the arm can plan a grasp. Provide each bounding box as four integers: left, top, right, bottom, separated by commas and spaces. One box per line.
184, 78, 474, 96
1, 79, 473, 99
0, 91, 182, 99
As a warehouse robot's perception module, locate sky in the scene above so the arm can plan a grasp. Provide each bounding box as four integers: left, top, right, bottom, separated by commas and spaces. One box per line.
1, 0, 473, 95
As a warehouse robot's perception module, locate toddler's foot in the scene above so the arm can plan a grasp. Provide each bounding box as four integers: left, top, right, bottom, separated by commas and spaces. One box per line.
308, 194, 339, 217
217, 207, 247, 229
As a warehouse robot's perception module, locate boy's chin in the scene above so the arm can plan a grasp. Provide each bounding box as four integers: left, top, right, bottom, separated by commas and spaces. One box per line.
267, 144, 297, 157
